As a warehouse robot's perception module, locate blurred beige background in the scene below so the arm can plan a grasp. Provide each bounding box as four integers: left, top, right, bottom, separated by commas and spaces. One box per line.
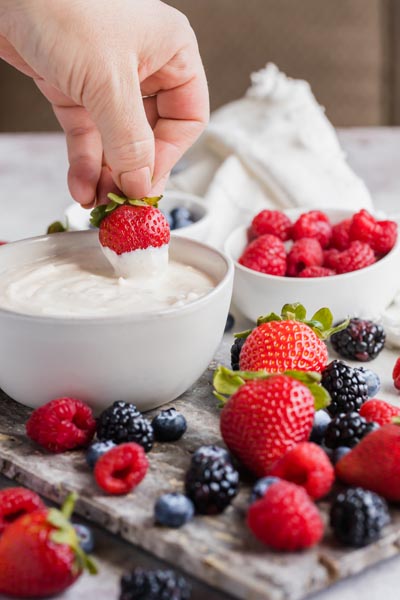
0, 0, 398, 131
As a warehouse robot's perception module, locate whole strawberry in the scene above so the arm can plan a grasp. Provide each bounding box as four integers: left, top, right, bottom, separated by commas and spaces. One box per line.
214, 367, 329, 476
336, 422, 400, 501
237, 303, 345, 374
91, 193, 170, 256
0, 494, 96, 597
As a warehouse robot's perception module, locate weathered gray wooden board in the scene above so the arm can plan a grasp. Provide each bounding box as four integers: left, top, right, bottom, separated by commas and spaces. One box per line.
1, 341, 400, 600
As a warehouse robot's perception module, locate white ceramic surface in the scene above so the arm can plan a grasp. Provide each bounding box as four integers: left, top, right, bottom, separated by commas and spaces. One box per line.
225, 208, 400, 323
65, 191, 211, 242
0, 231, 233, 412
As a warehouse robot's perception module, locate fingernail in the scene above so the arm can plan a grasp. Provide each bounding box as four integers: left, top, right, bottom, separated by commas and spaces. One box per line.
120, 167, 151, 199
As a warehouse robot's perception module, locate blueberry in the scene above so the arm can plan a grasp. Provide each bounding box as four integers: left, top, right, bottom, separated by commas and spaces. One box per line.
310, 410, 331, 444
249, 476, 280, 504
154, 493, 194, 528
331, 446, 351, 465
73, 523, 95, 553
224, 313, 235, 333
85, 440, 116, 469
171, 207, 191, 221
152, 408, 187, 442
173, 217, 193, 229
359, 368, 381, 398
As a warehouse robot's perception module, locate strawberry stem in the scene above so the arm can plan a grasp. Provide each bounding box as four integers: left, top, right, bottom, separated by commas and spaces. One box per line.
90, 193, 163, 228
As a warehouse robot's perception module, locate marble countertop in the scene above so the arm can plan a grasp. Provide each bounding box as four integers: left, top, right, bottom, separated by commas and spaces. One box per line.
1, 128, 400, 600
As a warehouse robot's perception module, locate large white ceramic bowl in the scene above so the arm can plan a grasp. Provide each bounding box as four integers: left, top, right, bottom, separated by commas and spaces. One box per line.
0, 231, 233, 412
225, 208, 400, 323
65, 191, 211, 242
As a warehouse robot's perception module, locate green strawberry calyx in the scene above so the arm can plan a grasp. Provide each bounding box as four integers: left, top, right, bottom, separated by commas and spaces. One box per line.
234, 302, 349, 341
90, 193, 162, 228
47, 492, 97, 576
213, 365, 331, 411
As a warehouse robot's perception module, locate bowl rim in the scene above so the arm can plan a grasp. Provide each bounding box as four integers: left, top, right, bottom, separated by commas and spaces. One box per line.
224, 211, 400, 282
0, 230, 233, 324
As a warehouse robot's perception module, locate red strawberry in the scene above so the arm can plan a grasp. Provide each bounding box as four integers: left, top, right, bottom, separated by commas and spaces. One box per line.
217, 374, 316, 476
359, 399, 400, 426
393, 357, 400, 391
249, 210, 292, 241
292, 210, 332, 248
0, 488, 45, 534
269, 442, 334, 499
336, 422, 400, 501
26, 397, 96, 453
238, 234, 286, 276
90, 194, 170, 255
237, 304, 341, 374
0, 494, 96, 597
286, 237, 324, 276
247, 480, 324, 550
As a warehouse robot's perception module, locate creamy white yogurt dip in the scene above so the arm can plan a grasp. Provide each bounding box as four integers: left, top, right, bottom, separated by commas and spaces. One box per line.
0, 246, 214, 318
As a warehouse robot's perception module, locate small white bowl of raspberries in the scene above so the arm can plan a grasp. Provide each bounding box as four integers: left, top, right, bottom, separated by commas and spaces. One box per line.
225, 208, 400, 322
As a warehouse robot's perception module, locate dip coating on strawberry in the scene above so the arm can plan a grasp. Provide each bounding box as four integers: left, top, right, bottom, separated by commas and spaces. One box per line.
90, 193, 170, 278
236, 303, 346, 374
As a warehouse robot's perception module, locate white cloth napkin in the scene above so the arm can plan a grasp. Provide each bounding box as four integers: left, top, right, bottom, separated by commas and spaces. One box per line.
171, 63, 373, 248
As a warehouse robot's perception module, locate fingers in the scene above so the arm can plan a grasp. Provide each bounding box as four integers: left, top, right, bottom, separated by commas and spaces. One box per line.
84, 63, 155, 199
52, 104, 103, 206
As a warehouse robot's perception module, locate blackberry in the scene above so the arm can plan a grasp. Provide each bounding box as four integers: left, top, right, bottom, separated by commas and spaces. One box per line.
249, 476, 279, 504
231, 337, 246, 370
330, 487, 390, 547
324, 411, 379, 449
331, 318, 386, 362
185, 445, 239, 514
152, 408, 187, 442
120, 568, 191, 600
154, 493, 194, 528
321, 360, 368, 416
97, 401, 154, 452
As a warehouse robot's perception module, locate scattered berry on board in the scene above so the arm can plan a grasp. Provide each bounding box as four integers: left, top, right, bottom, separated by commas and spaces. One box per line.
85, 440, 116, 469
330, 318, 386, 362
152, 408, 187, 442
330, 446, 351, 465
269, 442, 334, 500
230, 336, 246, 370
393, 357, 400, 390
309, 410, 331, 445
120, 568, 191, 600
249, 477, 280, 504
324, 411, 379, 449
247, 480, 324, 551
359, 399, 400, 426
321, 361, 368, 416
330, 487, 390, 547
360, 367, 381, 397
94, 442, 148, 495
26, 397, 96, 453
0, 488, 45, 534
97, 401, 154, 452
73, 523, 95, 554
185, 446, 239, 514
154, 493, 195, 528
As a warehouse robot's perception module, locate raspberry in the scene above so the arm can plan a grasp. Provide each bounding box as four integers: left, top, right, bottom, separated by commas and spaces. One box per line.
286, 238, 323, 277
349, 209, 376, 246
331, 218, 351, 250
349, 209, 398, 255
268, 442, 334, 500
247, 480, 324, 551
323, 248, 340, 269
331, 318, 386, 361
298, 266, 335, 277
94, 442, 148, 495
334, 241, 376, 274
26, 397, 96, 453
359, 399, 400, 426
373, 220, 397, 255
292, 211, 332, 248
238, 234, 286, 276
393, 358, 400, 390
330, 487, 390, 547
0, 488, 45, 534
249, 210, 292, 241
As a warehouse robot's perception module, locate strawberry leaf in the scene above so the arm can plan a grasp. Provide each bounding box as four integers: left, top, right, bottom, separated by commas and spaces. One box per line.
90, 205, 108, 228
233, 329, 252, 339
310, 307, 333, 330
256, 312, 282, 325
90, 194, 163, 228
281, 303, 307, 321
308, 382, 330, 410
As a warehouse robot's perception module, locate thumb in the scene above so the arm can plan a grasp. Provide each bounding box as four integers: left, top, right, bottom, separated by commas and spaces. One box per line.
86, 64, 155, 199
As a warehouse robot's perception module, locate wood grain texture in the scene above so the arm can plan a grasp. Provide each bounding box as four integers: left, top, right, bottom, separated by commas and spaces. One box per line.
1, 338, 400, 600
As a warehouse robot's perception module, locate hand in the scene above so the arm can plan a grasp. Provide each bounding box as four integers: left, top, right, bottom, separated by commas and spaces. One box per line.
0, 0, 209, 205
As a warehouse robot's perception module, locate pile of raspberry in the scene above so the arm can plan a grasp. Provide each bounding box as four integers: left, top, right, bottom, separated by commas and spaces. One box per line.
238, 209, 398, 277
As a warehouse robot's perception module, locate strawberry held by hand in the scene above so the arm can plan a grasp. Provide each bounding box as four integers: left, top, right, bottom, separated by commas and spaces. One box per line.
90, 193, 170, 278
336, 420, 400, 501
214, 367, 330, 476
237, 303, 347, 374
0, 493, 96, 598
